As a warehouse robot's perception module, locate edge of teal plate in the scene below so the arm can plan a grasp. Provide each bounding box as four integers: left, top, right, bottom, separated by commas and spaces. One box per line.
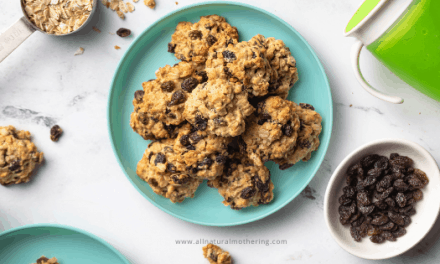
107, 0, 333, 226
0, 224, 131, 263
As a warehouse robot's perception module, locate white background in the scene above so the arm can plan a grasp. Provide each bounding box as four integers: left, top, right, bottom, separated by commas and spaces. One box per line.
1, 0, 440, 263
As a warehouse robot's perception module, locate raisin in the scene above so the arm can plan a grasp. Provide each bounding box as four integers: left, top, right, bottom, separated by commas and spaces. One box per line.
50, 125, 63, 142
134, 90, 144, 101
412, 189, 423, 201
390, 153, 399, 160
168, 90, 185, 106
339, 195, 352, 205
189, 30, 202, 40
351, 215, 365, 227
371, 214, 389, 226
367, 225, 382, 236
358, 205, 375, 215
206, 34, 217, 46
379, 221, 395, 231
375, 187, 394, 200
154, 153, 166, 165
180, 135, 190, 146
209, 253, 218, 262
408, 177, 424, 189
283, 124, 293, 137
299, 103, 315, 110
347, 163, 363, 177
374, 200, 387, 210
393, 179, 408, 192
181, 77, 199, 92
357, 191, 371, 206
186, 145, 196, 151
167, 163, 176, 173
194, 116, 208, 131
171, 174, 190, 184
413, 168, 429, 186
168, 43, 176, 53
367, 167, 383, 178
350, 226, 362, 242
116, 28, 131, 37
390, 156, 413, 168
161, 81, 175, 92
402, 216, 412, 227
381, 231, 396, 242
198, 158, 213, 168
195, 70, 208, 83
241, 187, 256, 199
348, 212, 362, 224
254, 176, 270, 193
361, 154, 380, 169
215, 155, 226, 164
370, 234, 385, 243
222, 50, 236, 61
374, 156, 389, 170
299, 140, 311, 149
8, 159, 21, 171
37, 257, 50, 264
396, 192, 407, 207
388, 212, 405, 226
363, 176, 377, 187
392, 227, 407, 238
189, 132, 203, 144
385, 197, 396, 207
343, 186, 356, 198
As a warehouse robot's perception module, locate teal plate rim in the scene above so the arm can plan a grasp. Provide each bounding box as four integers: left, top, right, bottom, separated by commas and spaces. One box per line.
107, 0, 333, 226
0, 223, 130, 263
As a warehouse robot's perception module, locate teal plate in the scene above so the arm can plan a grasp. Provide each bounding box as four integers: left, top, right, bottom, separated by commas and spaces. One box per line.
0, 224, 130, 263
108, 1, 333, 226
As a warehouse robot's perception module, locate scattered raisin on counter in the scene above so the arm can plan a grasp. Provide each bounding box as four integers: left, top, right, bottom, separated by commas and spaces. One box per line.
338, 153, 428, 243
50, 125, 63, 142
116, 28, 131, 37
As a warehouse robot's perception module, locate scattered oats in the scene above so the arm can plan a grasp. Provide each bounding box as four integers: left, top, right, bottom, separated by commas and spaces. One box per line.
23, 0, 93, 35
175, 1, 178, 5
349, 104, 353, 107
126, 2, 135, 12
117, 10, 125, 19
101, 0, 109, 7
109, 32, 115, 35
133, 0, 139, 2
144, 0, 156, 9
119, 1, 128, 13
74, 47, 85, 56
110, 0, 120, 11
92, 26, 101, 33
115, 45, 121, 50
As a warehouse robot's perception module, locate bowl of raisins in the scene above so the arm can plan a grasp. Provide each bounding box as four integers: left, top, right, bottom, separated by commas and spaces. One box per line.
324, 138, 440, 260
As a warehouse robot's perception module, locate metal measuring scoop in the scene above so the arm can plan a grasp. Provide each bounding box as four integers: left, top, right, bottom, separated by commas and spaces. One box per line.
0, 0, 98, 63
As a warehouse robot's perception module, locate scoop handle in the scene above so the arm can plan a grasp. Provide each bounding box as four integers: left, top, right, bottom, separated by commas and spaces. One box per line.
351, 40, 404, 104
0, 16, 36, 63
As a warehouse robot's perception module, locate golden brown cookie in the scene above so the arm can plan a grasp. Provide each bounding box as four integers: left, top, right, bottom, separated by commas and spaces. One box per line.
136, 139, 202, 203
203, 244, 232, 264
184, 79, 255, 137
240, 96, 301, 166
33, 256, 59, 264
206, 40, 272, 97
249, 34, 299, 99
130, 61, 207, 140
0, 126, 44, 186
168, 15, 239, 64
208, 153, 274, 210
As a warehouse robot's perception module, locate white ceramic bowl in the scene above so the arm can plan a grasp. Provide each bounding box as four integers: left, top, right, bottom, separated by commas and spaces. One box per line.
324, 138, 440, 260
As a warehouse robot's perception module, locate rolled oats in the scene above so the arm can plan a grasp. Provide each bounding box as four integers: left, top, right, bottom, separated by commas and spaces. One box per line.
23, 0, 93, 35
116, 10, 125, 19
144, 0, 155, 9
126, 2, 135, 12
74, 47, 84, 55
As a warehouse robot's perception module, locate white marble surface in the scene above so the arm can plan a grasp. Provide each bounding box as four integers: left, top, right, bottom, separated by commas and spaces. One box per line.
1, 0, 440, 263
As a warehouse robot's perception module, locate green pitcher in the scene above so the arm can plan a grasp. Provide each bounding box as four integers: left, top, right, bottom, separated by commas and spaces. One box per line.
345, 0, 440, 104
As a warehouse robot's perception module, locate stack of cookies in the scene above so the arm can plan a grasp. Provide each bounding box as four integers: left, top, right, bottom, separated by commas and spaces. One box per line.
130, 15, 323, 210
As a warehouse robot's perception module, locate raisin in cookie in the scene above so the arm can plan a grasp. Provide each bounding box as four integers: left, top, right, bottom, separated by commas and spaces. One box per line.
130, 61, 207, 140
206, 40, 272, 97
173, 124, 231, 180
168, 15, 239, 64
184, 79, 255, 137
0, 126, 44, 186
33, 256, 59, 264
240, 96, 301, 166
136, 139, 202, 203
274, 103, 322, 170
208, 153, 274, 210
203, 244, 232, 264
250, 34, 299, 99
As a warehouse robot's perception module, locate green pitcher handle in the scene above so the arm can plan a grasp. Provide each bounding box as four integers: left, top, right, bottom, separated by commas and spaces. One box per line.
351, 40, 404, 104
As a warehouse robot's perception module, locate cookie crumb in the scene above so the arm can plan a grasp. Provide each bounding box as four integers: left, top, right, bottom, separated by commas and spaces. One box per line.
203, 244, 232, 264
175, 1, 178, 4
74, 47, 85, 56
92, 26, 101, 33
144, 0, 156, 9
33, 256, 59, 264
349, 104, 353, 107
115, 45, 121, 50
50, 125, 63, 142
